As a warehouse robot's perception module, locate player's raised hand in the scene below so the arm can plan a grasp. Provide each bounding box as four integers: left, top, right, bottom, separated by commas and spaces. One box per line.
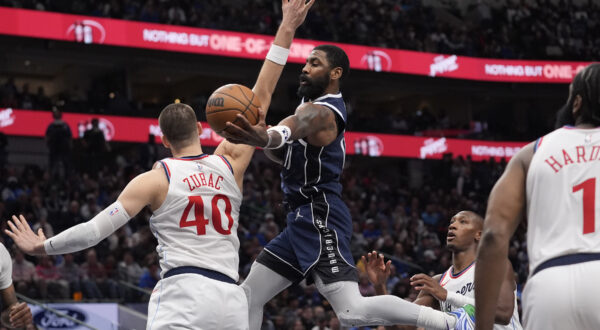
223, 107, 269, 147
410, 273, 447, 301
362, 251, 391, 287
5, 215, 47, 256
281, 0, 316, 30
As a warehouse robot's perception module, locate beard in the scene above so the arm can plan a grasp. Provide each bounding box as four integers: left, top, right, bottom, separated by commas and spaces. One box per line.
555, 98, 575, 128
297, 73, 330, 100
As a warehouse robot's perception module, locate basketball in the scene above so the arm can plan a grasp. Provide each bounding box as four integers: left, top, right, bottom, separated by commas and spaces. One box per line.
205, 84, 261, 135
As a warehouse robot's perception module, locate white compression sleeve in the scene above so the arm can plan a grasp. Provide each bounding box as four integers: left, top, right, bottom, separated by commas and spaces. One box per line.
314, 275, 455, 330
44, 201, 131, 255
445, 291, 476, 308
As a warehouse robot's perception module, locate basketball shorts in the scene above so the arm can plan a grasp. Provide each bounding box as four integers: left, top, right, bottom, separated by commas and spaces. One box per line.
147, 273, 248, 329
523, 259, 600, 330
257, 192, 358, 284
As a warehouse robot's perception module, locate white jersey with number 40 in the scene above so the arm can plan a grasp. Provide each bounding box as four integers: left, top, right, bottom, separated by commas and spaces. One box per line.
527, 127, 600, 273
149, 154, 242, 281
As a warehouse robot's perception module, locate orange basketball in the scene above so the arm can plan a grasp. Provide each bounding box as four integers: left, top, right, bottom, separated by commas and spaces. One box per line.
205, 84, 260, 135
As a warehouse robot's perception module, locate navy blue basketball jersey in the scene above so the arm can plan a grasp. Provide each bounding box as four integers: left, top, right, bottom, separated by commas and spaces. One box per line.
281, 93, 347, 205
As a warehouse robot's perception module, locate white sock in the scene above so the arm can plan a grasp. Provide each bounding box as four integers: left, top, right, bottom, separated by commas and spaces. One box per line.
416, 306, 457, 330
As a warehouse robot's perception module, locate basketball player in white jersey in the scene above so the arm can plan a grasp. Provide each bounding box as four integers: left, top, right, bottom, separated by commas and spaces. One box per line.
475, 63, 600, 330
4, 1, 316, 329
0, 243, 32, 328
364, 211, 522, 330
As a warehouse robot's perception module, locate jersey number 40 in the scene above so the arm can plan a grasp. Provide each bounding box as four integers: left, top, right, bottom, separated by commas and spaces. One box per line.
179, 195, 234, 235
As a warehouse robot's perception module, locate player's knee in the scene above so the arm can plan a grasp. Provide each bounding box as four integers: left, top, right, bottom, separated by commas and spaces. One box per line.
334, 301, 370, 327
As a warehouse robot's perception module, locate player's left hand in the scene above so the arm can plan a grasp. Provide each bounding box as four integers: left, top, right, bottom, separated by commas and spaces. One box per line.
281, 0, 316, 30
410, 273, 447, 301
5, 215, 47, 256
361, 251, 391, 287
222, 108, 269, 147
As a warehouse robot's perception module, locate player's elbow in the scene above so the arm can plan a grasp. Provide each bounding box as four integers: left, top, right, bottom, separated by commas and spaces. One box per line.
480, 227, 510, 249
494, 307, 513, 325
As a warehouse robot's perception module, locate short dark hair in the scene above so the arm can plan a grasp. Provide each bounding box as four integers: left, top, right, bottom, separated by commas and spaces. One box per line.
52, 110, 62, 120
313, 45, 350, 81
571, 63, 600, 126
158, 103, 198, 149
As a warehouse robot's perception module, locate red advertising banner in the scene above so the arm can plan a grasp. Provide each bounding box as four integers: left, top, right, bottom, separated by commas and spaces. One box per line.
0, 108, 527, 161
0, 8, 592, 83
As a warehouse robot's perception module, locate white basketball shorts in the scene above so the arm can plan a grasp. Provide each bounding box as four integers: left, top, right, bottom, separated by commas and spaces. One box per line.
523, 260, 600, 330
146, 273, 248, 330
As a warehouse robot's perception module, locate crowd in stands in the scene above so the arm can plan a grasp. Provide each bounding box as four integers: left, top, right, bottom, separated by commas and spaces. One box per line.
0, 134, 529, 328
1, 77, 550, 142
1, 0, 598, 60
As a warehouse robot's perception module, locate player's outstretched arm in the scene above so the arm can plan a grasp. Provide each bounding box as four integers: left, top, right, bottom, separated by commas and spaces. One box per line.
224, 102, 339, 149
253, 0, 315, 111
474, 143, 533, 330
215, 0, 315, 183
5, 168, 165, 256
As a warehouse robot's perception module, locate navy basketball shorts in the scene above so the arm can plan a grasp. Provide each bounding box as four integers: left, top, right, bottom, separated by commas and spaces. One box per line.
257, 192, 358, 284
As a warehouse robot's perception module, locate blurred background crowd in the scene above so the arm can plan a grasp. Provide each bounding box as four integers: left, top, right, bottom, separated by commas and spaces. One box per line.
1, 0, 598, 60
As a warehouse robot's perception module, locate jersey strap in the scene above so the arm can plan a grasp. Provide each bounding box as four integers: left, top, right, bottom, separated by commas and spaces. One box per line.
159, 160, 171, 183
217, 155, 234, 175
533, 136, 544, 153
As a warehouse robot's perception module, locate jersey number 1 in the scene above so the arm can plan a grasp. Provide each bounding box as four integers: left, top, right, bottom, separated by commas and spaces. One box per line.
572, 178, 596, 234
179, 195, 234, 235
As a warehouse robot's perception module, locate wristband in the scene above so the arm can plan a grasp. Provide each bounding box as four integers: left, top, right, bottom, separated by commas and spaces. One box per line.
266, 44, 290, 66
266, 125, 291, 149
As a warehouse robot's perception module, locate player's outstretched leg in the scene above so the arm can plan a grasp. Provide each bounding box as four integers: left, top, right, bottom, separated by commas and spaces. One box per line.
241, 262, 293, 330
314, 275, 457, 330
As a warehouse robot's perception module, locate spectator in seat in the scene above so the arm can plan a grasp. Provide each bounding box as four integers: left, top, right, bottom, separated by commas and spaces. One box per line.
80, 249, 118, 299
35, 255, 68, 299
57, 253, 84, 299
45, 110, 72, 179
82, 118, 108, 175
138, 256, 160, 290
11, 250, 37, 298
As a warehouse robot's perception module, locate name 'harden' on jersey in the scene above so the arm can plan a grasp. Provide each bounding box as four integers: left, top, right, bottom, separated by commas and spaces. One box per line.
281, 93, 347, 205
149, 154, 242, 281
527, 126, 600, 273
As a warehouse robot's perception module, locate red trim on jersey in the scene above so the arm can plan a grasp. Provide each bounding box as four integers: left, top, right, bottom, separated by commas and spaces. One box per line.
448, 261, 475, 279
439, 270, 449, 287
533, 136, 544, 153
159, 161, 171, 182
218, 155, 234, 174
171, 154, 210, 161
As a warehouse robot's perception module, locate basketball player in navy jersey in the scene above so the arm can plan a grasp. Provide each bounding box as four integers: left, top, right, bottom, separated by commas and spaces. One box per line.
224, 46, 472, 330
